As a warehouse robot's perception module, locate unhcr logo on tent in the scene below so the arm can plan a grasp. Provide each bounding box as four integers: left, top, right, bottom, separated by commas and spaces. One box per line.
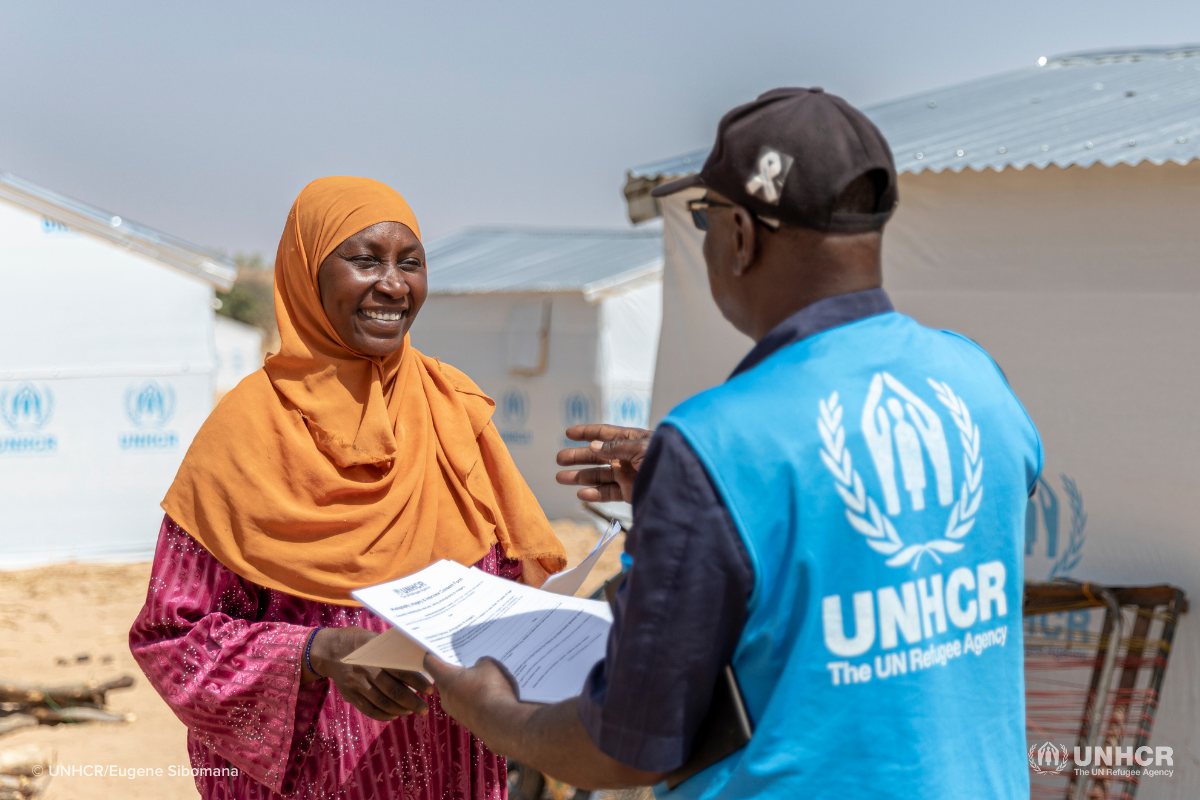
561, 392, 592, 426
1024, 473, 1091, 649
561, 391, 594, 448
0, 382, 58, 456
608, 393, 649, 429
1024, 474, 1087, 579
42, 216, 73, 235
497, 388, 531, 447
500, 389, 529, 425
119, 381, 179, 451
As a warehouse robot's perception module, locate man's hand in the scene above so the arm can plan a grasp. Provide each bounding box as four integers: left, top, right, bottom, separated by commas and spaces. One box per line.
304, 627, 433, 721
555, 425, 653, 504
424, 653, 666, 790
423, 653, 522, 750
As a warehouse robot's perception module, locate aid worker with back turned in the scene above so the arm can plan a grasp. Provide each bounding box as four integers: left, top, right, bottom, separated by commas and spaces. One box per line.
424, 87, 1043, 799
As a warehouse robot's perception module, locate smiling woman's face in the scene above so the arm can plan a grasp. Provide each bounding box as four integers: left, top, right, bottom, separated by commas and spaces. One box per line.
317, 221, 427, 357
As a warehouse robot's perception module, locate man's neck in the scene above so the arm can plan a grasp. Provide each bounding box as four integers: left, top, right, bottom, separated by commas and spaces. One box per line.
748, 277, 882, 341
745, 231, 883, 341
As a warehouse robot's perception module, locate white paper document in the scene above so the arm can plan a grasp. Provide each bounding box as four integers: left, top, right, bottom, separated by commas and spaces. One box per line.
352, 560, 613, 704
541, 519, 622, 597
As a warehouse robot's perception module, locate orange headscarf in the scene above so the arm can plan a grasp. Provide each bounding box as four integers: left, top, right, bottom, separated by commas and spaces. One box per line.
163, 176, 566, 605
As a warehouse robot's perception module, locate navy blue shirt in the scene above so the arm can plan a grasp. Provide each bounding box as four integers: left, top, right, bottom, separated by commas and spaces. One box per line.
577, 288, 895, 772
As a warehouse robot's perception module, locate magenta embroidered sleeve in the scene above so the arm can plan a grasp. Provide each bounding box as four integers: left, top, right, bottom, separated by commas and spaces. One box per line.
129, 517, 326, 794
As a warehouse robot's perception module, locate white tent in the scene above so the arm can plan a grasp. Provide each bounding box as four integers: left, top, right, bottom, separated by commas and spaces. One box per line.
0, 171, 236, 567
213, 315, 264, 397
413, 228, 662, 520
624, 47, 1200, 798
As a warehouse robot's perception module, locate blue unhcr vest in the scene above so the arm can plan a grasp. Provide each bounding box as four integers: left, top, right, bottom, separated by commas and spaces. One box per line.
661, 312, 1041, 800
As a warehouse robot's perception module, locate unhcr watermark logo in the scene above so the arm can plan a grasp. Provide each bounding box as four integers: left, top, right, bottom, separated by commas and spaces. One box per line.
119, 381, 179, 451
1028, 742, 1071, 774
0, 382, 57, 455
1028, 742, 1174, 779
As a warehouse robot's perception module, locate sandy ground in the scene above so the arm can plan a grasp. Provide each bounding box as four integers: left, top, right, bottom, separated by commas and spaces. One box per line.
0, 520, 622, 800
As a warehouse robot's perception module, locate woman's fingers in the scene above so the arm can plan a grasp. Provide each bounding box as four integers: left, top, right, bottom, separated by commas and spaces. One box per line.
356, 682, 418, 720
318, 630, 431, 720
386, 668, 434, 696
347, 686, 407, 721
332, 663, 429, 720
373, 670, 430, 715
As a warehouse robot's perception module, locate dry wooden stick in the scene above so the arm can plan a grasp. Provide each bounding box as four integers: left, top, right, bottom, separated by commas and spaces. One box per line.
30, 706, 133, 725
0, 675, 133, 707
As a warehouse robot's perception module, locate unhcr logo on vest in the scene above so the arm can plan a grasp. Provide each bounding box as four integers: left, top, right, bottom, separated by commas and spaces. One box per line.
119, 381, 179, 450
496, 388, 532, 447
817, 372, 1026, 685
819, 373, 983, 570
0, 382, 57, 455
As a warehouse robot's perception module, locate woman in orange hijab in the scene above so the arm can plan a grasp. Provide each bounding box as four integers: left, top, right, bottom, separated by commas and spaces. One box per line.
129, 177, 566, 800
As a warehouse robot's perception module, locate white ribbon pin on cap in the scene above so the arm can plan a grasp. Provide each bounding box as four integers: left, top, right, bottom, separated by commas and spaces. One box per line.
745, 147, 793, 205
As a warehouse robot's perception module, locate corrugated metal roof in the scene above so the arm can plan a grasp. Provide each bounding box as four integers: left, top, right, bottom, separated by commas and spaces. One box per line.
424, 227, 662, 297
0, 170, 237, 289
627, 148, 712, 182
627, 45, 1200, 183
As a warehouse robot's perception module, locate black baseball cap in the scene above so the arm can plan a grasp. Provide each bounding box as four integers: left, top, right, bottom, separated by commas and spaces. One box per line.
652, 87, 898, 233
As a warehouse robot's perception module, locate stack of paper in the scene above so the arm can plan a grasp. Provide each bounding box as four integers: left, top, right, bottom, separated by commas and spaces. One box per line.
541, 520, 621, 597
348, 524, 621, 704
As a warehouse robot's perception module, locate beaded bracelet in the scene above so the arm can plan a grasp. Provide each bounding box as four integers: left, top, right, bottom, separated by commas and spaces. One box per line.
306, 627, 325, 678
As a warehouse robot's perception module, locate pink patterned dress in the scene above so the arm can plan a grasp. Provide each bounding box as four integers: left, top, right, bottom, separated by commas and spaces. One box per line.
130, 515, 517, 799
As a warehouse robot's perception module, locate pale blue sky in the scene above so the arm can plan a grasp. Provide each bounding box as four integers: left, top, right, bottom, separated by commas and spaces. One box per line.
3, 1, 1198, 255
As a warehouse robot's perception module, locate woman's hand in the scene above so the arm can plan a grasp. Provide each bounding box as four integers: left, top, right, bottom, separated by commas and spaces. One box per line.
303, 626, 433, 721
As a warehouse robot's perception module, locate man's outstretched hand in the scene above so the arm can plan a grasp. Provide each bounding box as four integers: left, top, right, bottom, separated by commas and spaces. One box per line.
555, 425, 653, 504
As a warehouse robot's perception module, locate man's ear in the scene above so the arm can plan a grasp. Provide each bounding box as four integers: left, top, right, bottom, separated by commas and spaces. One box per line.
731, 206, 759, 277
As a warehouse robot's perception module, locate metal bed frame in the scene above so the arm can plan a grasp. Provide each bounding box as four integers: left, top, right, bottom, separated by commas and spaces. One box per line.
1024, 581, 1187, 800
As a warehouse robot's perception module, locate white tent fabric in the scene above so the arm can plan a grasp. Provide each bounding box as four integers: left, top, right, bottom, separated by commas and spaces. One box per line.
648, 163, 1200, 798
212, 315, 264, 396
412, 279, 661, 521
0, 196, 223, 567
415, 228, 663, 521
648, 188, 750, 426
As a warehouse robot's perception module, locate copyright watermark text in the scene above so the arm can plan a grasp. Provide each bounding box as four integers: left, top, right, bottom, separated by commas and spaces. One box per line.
33, 764, 239, 779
